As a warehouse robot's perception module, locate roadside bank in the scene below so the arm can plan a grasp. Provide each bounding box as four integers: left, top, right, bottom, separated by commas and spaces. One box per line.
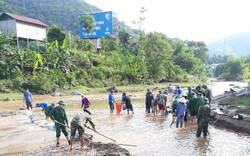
210, 87, 250, 135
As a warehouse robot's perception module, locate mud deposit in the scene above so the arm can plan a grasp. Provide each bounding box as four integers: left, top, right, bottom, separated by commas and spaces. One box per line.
6, 141, 130, 156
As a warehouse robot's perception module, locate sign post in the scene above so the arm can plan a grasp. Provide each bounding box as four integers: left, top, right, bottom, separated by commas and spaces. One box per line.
80, 11, 113, 39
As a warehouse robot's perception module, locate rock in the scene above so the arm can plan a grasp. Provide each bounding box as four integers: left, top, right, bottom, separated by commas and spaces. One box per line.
51, 92, 60, 97
233, 114, 245, 120
5, 97, 12, 101
20, 105, 26, 110
210, 107, 223, 116
72, 91, 83, 95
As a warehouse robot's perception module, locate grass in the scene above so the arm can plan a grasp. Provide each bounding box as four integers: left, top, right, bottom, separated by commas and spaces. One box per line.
0, 82, 204, 101
59, 82, 201, 95
219, 94, 250, 114
0, 93, 23, 101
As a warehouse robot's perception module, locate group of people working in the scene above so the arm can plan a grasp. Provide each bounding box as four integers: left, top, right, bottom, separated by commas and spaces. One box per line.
172, 84, 212, 137
30, 93, 95, 151
23, 84, 212, 150
108, 90, 134, 114
144, 84, 212, 137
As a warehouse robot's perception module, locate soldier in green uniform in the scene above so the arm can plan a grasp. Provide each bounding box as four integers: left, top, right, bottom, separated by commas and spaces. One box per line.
70, 108, 95, 150
45, 103, 55, 119
50, 100, 70, 147
196, 92, 203, 114
195, 84, 203, 95
196, 98, 211, 137
187, 86, 192, 100
202, 84, 213, 104
171, 96, 179, 120
188, 91, 197, 122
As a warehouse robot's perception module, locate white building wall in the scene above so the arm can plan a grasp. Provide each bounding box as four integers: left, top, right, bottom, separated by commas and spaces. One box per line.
0, 19, 17, 37
16, 21, 46, 41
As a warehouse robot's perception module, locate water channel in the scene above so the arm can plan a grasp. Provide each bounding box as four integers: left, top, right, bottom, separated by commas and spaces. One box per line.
65, 81, 250, 156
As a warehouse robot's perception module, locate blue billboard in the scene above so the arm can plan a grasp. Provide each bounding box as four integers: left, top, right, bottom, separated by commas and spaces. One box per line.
80, 11, 113, 39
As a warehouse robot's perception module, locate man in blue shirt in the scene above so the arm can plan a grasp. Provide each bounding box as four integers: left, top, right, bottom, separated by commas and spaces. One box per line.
37, 102, 49, 111
176, 97, 187, 128
108, 90, 115, 114
23, 89, 33, 111
173, 85, 182, 98
36, 102, 50, 117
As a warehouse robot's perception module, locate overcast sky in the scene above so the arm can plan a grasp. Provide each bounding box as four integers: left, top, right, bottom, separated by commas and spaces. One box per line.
84, 0, 250, 43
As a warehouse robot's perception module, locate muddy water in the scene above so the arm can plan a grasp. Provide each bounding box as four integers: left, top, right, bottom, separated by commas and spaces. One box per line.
65, 81, 250, 156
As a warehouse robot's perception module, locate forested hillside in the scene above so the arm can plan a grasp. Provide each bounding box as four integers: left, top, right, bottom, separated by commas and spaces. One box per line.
207, 31, 250, 57
0, 0, 136, 37
0, 0, 249, 94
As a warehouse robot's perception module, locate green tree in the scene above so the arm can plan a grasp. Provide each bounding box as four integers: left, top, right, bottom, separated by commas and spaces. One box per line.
79, 13, 95, 38
175, 51, 200, 74
118, 30, 131, 53
47, 25, 66, 45
214, 63, 227, 77
0, 32, 17, 79
186, 40, 208, 63
144, 32, 174, 81
223, 57, 244, 80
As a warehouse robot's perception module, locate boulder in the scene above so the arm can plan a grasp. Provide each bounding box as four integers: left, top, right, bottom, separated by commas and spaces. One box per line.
51, 92, 60, 97
5, 97, 12, 101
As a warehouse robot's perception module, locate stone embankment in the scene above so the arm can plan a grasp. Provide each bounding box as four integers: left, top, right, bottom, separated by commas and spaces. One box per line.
210, 89, 250, 134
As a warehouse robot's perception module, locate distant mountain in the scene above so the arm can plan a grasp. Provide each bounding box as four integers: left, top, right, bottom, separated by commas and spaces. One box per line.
207, 31, 250, 57
0, 0, 137, 38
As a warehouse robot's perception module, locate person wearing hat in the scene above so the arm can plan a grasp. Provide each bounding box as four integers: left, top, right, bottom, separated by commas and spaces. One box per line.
196, 98, 211, 137
176, 97, 187, 128
196, 92, 203, 113
195, 84, 203, 95
187, 86, 192, 100
108, 90, 116, 114
122, 92, 134, 114
50, 100, 70, 147
202, 84, 213, 104
45, 103, 55, 119
70, 108, 95, 150
187, 91, 197, 122
81, 94, 91, 109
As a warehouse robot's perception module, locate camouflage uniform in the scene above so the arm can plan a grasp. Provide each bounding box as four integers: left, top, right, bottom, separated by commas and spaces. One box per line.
172, 99, 179, 113
196, 102, 211, 137
205, 88, 213, 104
187, 86, 192, 100
196, 95, 203, 113
50, 106, 69, 137
202, 85, 213, 104
195, 85, 203, 95
188, 96, 197, 116
70, 111, 95, 138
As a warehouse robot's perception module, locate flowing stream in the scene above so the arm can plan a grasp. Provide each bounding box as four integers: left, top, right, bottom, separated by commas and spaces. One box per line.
65, 81, 250, 156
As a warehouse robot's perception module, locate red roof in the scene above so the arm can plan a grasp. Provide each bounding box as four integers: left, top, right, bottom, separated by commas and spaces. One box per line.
1, 12, 48, 27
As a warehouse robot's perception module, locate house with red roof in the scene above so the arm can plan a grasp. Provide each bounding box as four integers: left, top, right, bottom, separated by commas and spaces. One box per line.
0, 12, 48, 49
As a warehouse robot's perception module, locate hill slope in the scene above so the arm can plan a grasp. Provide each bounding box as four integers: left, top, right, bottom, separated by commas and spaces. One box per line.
1, 0, 136, 37
207, 31, 250, 57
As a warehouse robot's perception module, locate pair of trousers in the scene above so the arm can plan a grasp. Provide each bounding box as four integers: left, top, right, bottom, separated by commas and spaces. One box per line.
176, 115, 184, 128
